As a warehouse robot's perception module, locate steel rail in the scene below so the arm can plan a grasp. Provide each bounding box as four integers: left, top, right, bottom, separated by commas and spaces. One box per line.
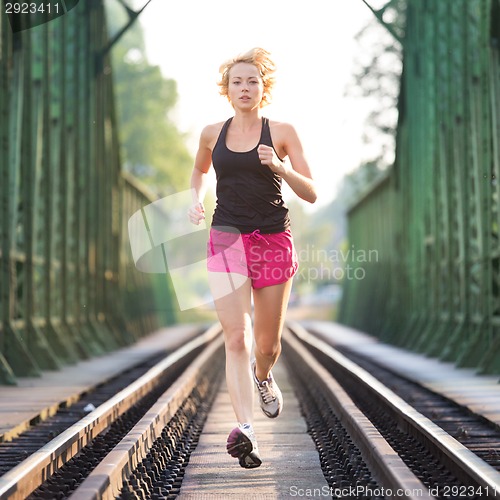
70, 325, 430, 500
72, 334, 224, 499
287, 320, 500, 497
0, 323, 222, 500
283, 328, 432, 500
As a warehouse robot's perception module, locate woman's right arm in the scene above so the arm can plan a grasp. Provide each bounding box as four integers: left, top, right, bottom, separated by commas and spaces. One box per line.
188, 125, 214, 225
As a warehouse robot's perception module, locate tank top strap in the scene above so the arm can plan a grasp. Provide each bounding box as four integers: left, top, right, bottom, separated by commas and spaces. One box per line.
213, 117, 233, 152
261, 117, 273, 147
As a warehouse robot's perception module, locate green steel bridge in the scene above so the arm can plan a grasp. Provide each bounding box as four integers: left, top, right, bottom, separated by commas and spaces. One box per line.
1, 0, 499, 384
0, 0, 176, 385
339, 0, 500, 374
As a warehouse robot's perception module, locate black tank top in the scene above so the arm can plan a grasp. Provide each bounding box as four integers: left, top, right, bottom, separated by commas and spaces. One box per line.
211, 117, 290, 234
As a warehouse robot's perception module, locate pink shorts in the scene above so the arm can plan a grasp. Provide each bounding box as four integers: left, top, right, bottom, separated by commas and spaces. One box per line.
207, 227, 299, 289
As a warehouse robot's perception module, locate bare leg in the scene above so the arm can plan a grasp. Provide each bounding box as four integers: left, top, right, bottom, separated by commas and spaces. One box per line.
209, 272, 254, 424
252, 279, 293, 382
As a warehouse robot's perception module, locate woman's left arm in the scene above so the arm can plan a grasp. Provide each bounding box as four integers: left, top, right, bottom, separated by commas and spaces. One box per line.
258, 123, 317, 204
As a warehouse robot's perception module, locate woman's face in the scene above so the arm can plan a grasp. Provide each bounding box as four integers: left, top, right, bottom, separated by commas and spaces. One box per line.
227, 62, 264, 110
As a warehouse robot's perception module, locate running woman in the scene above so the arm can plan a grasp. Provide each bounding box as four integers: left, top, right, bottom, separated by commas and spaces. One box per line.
188, 48, 316, 468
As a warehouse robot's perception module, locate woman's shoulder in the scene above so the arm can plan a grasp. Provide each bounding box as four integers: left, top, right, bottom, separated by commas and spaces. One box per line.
268, 120, 298, 141
269, 119, 297, 132
200, 120, 227, 150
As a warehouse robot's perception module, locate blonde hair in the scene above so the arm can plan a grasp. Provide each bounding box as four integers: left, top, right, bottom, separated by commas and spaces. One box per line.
218, 48, 276, 108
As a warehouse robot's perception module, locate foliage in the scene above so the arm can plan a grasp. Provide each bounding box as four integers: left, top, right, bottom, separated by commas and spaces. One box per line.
337, 161, 387, 208
104, 0, 193, 194
294, 0, 408, 302
288, 0, 408, 293
344, 0, 406, 168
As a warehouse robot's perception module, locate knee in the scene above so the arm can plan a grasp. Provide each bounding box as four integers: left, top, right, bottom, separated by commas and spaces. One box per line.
224, 327, 250, 354
256, 341, 281, 359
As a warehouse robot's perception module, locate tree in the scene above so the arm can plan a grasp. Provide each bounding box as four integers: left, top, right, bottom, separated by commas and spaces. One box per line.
104, 0, 193, 194
344, 0, 406, 169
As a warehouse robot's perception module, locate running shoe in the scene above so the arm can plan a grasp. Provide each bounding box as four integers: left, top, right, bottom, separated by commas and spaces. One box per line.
226, 423, 262, 468
252, 360, 283, 418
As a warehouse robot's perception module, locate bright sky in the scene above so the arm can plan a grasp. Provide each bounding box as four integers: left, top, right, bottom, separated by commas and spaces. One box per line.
135, 0, 377, 209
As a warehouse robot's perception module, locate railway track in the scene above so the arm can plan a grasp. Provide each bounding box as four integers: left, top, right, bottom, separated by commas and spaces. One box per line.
0, 322, 499, 499
0, 348, 192, 477
0, 325, 223, 500
286, 321, 500, 499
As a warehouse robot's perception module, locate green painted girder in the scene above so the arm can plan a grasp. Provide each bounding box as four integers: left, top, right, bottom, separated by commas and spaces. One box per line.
0, 0, 177, 384
341, 0, 500, 374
